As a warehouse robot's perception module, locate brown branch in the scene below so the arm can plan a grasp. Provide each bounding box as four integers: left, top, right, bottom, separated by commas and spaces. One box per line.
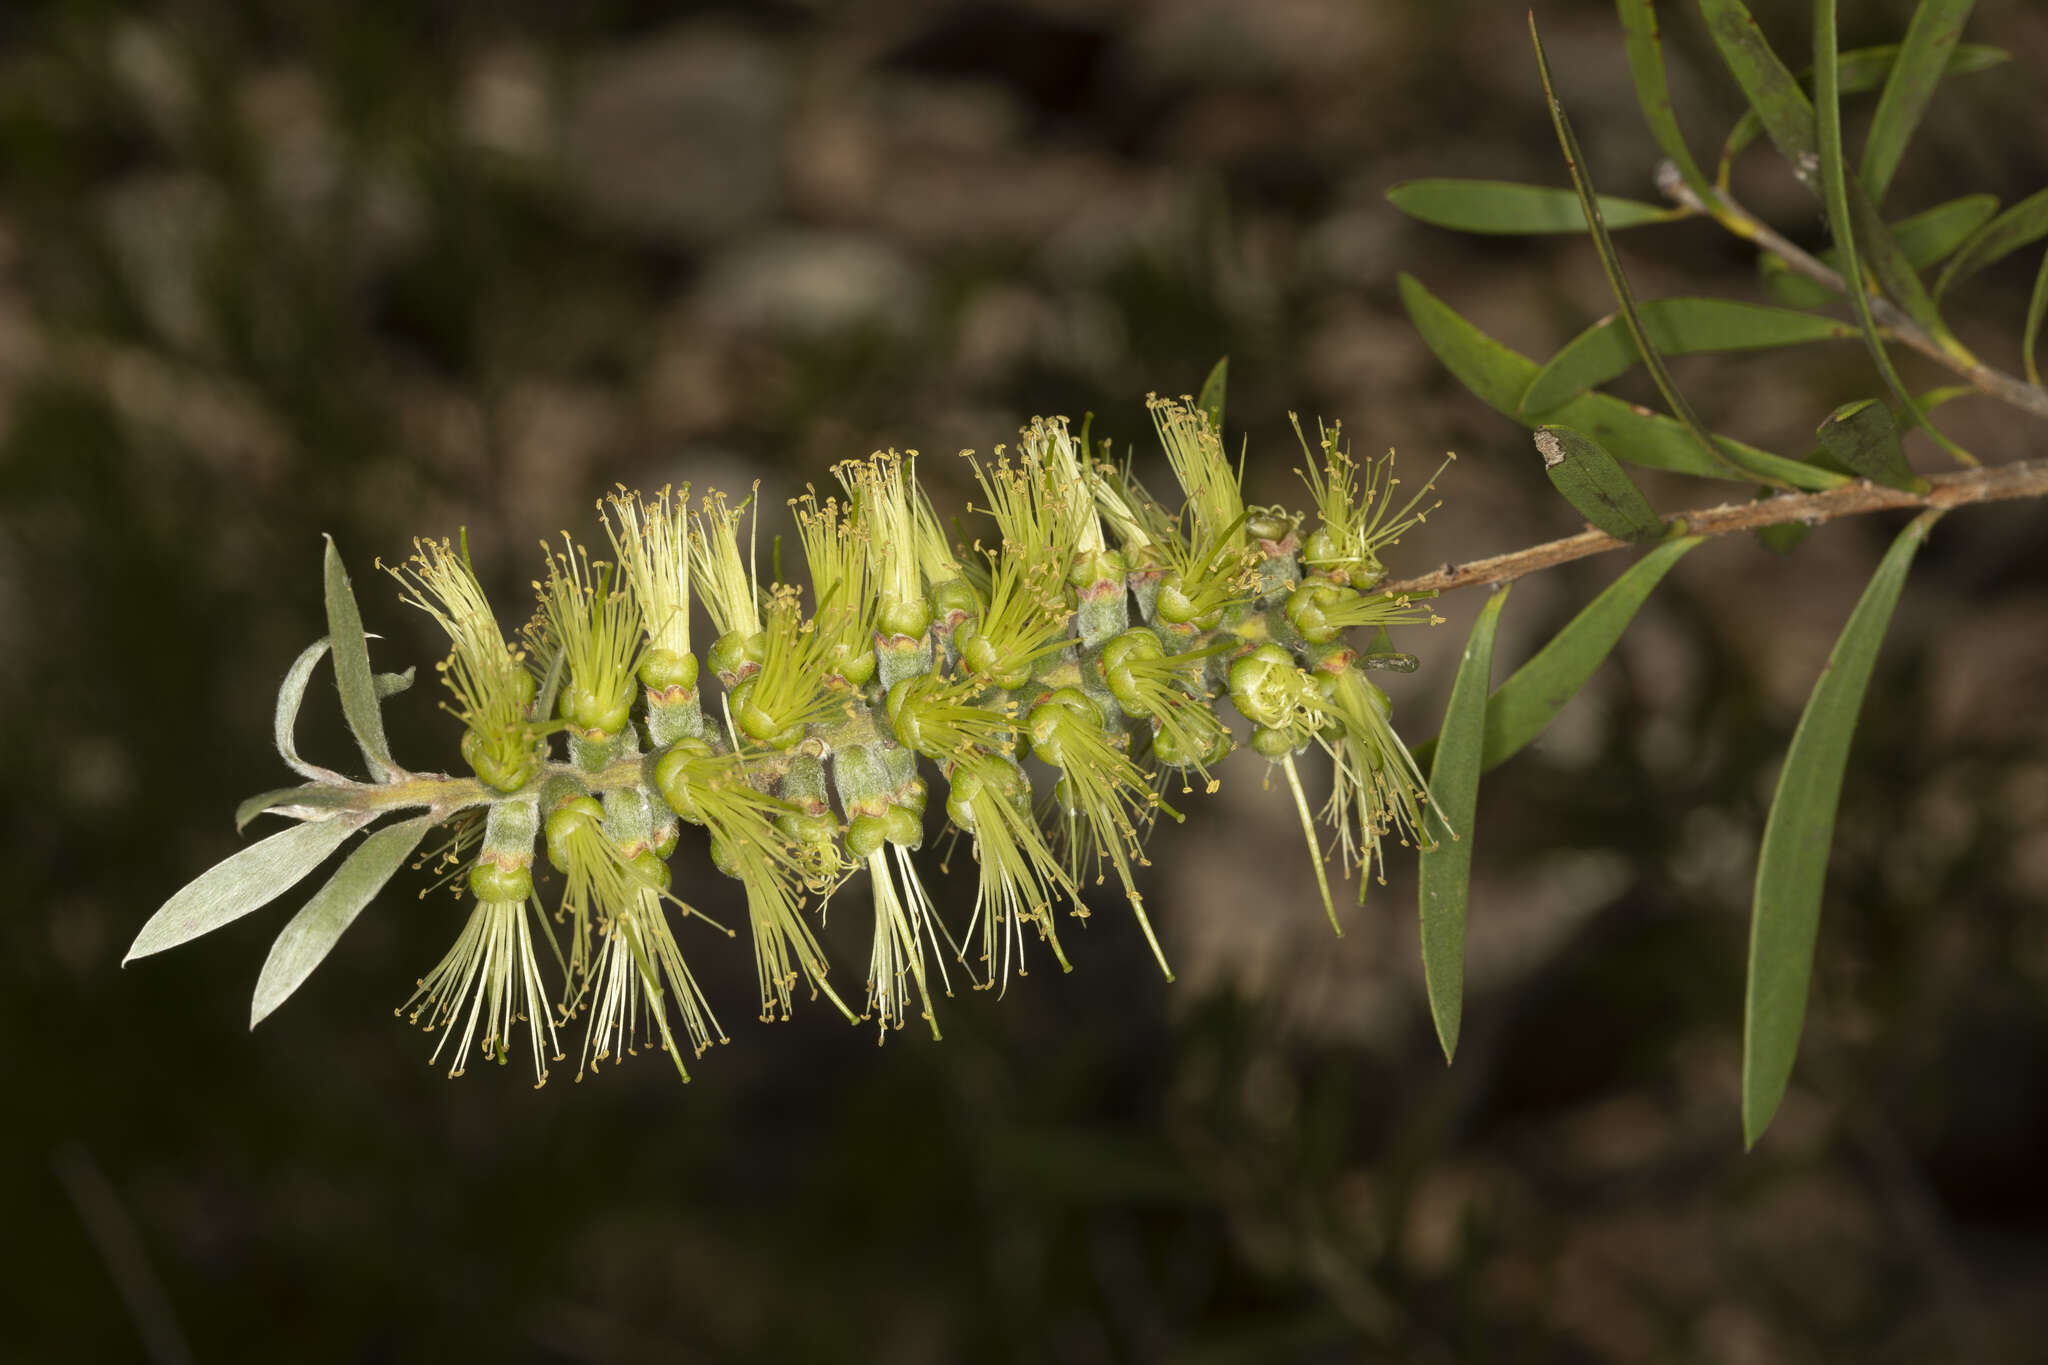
1383, 458, 2048, 597
1657, 163, 2048, 423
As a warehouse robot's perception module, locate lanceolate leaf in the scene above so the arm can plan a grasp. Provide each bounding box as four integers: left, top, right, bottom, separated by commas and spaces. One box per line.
1815, 399, 1928, 493
1814, 0, 1973, 467
235, 784, 364, 834
1744, 511, 1940, 1147
1618, 0, 1711, 197
1761, 195, 1998, 309
251, 814, 437, 1027
125, 817, 367, 963
1935, 187, 2048, 297
1197, 356, 1228, 434
1522, 300, 1856, 414
323, 537, 401, 783
1701, 0, 1815, 166
1419, 586, 1510, 1065
1702, 0, 1954, 346
1860, 0, 1976, 204
276, 638, 349, 784
1411, 536, 1702, 774
1720, 41, 2008, 171
1384, 179, 1682, 234
1530, 18, 1749, 483
1396, 273, 1843, 491
1535, 426, 1668, 542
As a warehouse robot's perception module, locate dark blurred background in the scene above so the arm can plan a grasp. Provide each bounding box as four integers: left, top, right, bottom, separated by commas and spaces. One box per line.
6, 1, 2048, 1361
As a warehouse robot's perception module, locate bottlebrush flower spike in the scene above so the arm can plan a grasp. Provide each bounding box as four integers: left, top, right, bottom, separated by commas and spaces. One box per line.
135, 388, 1460, 1087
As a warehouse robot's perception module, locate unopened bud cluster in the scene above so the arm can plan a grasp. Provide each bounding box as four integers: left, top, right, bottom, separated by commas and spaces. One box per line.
339, 399, 1447, 1085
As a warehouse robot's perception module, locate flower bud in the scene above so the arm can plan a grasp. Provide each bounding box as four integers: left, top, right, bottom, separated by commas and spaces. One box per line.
654, 739, 716, 823
468, 855, 533, 903
729, 676, 807, 750
877, 594, 933, 640
544, 796, 604, 872
638, 647, 699, 693
1286, 580, 1356, 646
708, 628, 764, 683
1228, 644, 1301, 730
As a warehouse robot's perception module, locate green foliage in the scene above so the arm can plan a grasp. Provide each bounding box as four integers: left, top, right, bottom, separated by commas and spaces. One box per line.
1418, 587, 1510, 1063
1745, 512, 1939, 1146
1383, 0, 2048, 1143
1535, 426, 1670, 543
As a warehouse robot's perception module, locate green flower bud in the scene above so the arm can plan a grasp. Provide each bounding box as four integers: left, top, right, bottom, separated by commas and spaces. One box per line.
729, 676, 807, 750
468, 856, 533, 903
1301, 526, 1342, 572
639, 647, 699, 693
776, 808, 844, 885
881, 802, 923, 849
1068, 547, 1125, 589
544, 795, 604, 872
560, 681, 633, 738
1245, 508, 1298, 544
653, 818, 680, 860
931, 578, 982, 625
845, 811, 889, 860
877, 594, 933, 640
461, 728, 537, 795
1228, 644, 1301, 730
629, 848, 671, 892
1251, 724, 1298, 759
828, 641, 878, 688
1151, 713, 1232, 768
1026, 687, 1104, 768
1100, 627, 1165, 715
708, 628, 764, 682
654, 739, 716, 823
1286, 580, 1356, 646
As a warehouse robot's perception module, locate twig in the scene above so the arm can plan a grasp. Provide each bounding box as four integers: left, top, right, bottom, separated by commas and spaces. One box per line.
1383, 457, 2048, 596
1657, 162, 2048, 422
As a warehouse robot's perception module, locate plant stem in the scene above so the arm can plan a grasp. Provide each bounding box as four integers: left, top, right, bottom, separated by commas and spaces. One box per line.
1657, 161, 2048, 423
1382, 457, 2048, 597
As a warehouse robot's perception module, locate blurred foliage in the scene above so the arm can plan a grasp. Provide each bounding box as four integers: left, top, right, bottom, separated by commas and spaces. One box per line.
5, 0, 2048, 1361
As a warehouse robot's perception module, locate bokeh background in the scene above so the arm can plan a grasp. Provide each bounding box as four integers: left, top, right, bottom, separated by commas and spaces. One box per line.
6, 1, 2048, 1360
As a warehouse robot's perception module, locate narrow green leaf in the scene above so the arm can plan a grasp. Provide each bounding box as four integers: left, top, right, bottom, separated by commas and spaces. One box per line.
1531, 19, 1757, 484
1620, 0, 1712, 197
1721, 42, 2007, 171
1814, 0, 1973, 468
1701, 0, 1816, 166
1860, 0, 1975, 204
234, 785, 364, 834
1702, 1, 1956, 346
1385, 179, 1682, 234
1419, 585, 1510, 1064
1397, 273, 1843, 490
323, 536, 400, 782
1836, 194, 1997, 272
1935, 187, 2048, 297
125, 817, 365, 962
275, 638, 347, 783
1815, 399, 1928, 492
1412, 536, 1700, 773
1197, 356, 1228, 435
1523, 300, 1856, 414
1761, 195, 1998, 308
2024, 247, 2048, 388
1744, 510, 1940, 1147
251, 814, 436, 1027
1536, 425, 1669, 542
375, 667, 416, 699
